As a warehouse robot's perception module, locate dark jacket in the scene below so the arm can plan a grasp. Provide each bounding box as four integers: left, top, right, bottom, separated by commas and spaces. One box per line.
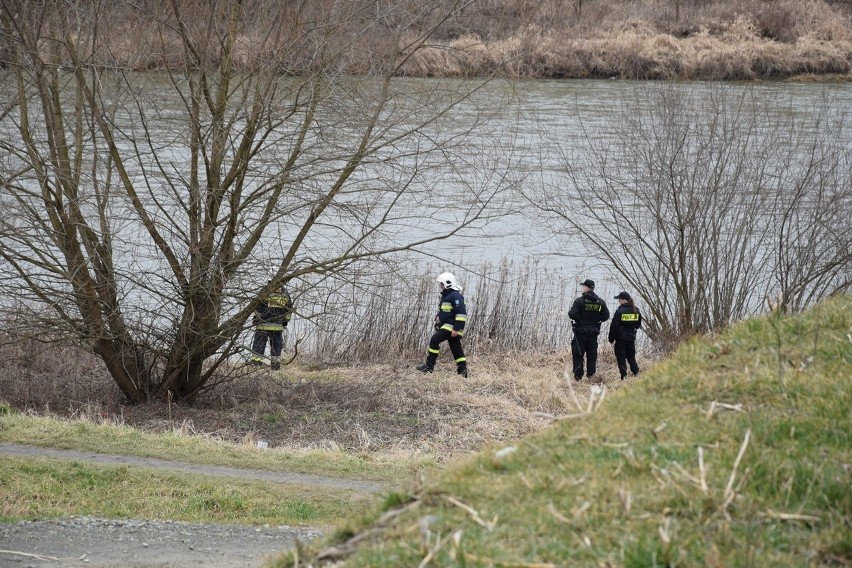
568, 291, 610, 335
435, 288, 467, 334
609, 303, 642, 343
255, 289, 294, 331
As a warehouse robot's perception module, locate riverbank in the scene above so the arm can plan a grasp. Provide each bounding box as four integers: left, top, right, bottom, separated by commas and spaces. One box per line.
403, 19, 852, 81
6, 0, 850, 82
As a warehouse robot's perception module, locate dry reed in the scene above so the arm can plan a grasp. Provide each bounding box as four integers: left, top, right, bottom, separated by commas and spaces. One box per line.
5, 0, 850, 80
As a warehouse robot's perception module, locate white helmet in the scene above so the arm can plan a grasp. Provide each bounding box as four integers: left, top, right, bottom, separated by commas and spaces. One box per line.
437, 272, 458, 290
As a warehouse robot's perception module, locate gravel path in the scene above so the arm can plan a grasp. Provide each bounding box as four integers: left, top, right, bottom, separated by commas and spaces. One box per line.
0, 517, 322, 567
0, 443, 392, 567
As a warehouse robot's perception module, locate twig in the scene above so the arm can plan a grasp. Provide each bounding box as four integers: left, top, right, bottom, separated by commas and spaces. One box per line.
698, 446, 708, 494
671, 461, 702, 488
721, 429, 751, 511
706, 401, 744, 418
555, 475, 588, 490
547, 502, 570, 524
444, 496, 498, 530
764, 510, 821, 524
651, 421, 668, 440
462, 552, 557, 568
617, 488, 632, 515
0, 550, 69, 561
418, 528, 456, 568
600, 441, 630, 448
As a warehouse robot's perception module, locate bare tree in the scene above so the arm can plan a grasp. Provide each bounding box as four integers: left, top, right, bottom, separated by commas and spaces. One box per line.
528, 85, 851, 347
0, 0, 513, 403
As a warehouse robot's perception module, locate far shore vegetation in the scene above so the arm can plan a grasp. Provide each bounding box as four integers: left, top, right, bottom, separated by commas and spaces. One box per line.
4, 0, 851, 81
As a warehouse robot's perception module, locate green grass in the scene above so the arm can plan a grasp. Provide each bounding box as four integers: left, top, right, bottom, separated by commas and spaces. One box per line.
0, 455, 368, 526
273, 295, 852, 567
0, 412, 425, 485
0, 395, 434, 526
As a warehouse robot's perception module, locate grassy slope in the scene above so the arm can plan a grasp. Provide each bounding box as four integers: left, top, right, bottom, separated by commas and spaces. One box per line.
279, 296, 851, 567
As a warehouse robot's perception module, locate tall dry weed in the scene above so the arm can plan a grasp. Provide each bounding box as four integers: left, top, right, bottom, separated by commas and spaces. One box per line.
8, 0, 849, 80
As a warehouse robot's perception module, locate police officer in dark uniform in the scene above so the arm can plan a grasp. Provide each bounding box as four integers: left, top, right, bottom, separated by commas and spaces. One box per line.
568, 279, 610, 381
250, 283, 294, 370
416, 272, 468, 377
609, 291, 642, 380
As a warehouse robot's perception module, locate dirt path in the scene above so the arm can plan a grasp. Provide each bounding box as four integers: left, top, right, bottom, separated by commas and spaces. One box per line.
0, 443, 389, 568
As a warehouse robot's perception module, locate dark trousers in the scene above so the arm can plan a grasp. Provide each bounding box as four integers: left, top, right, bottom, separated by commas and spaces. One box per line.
252, 329, 283, 359
614, 339, 639, 378
571, 333, 599, 379
427, 329, 466, 369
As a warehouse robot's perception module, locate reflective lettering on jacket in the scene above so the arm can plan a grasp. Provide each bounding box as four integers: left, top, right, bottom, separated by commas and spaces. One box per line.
608, 305, 641, 343
568, 292, 610, 335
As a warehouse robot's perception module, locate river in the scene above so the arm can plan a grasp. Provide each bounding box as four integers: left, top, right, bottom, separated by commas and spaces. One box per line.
2, 77, 850, 356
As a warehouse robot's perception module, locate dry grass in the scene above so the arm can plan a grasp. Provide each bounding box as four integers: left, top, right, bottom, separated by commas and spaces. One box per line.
405, 9, 852, 80
6, 0, 851, 80
0, 337, 650, 460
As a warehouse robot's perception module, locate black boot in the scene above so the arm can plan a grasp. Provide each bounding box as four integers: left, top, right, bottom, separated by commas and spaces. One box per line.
457, 364, 468, 378
416, 353, 437, 373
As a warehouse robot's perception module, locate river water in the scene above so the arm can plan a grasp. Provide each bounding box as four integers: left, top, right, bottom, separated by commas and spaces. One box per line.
294, 79, 851, 355
426, 79, 852, 265
2, 77, 850, 356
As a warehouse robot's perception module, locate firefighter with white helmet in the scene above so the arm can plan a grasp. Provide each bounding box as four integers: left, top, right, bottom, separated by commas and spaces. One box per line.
416, 272, 469, 377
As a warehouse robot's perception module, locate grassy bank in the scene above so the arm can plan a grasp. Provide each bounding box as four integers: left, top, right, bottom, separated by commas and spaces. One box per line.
0, 410, 417, 525
0, 455, 368, 526
276, 295, 851, 566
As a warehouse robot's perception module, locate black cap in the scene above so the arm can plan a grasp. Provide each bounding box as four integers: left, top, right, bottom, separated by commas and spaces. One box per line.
614, 291, 632, 301
580, 279, 595, 289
